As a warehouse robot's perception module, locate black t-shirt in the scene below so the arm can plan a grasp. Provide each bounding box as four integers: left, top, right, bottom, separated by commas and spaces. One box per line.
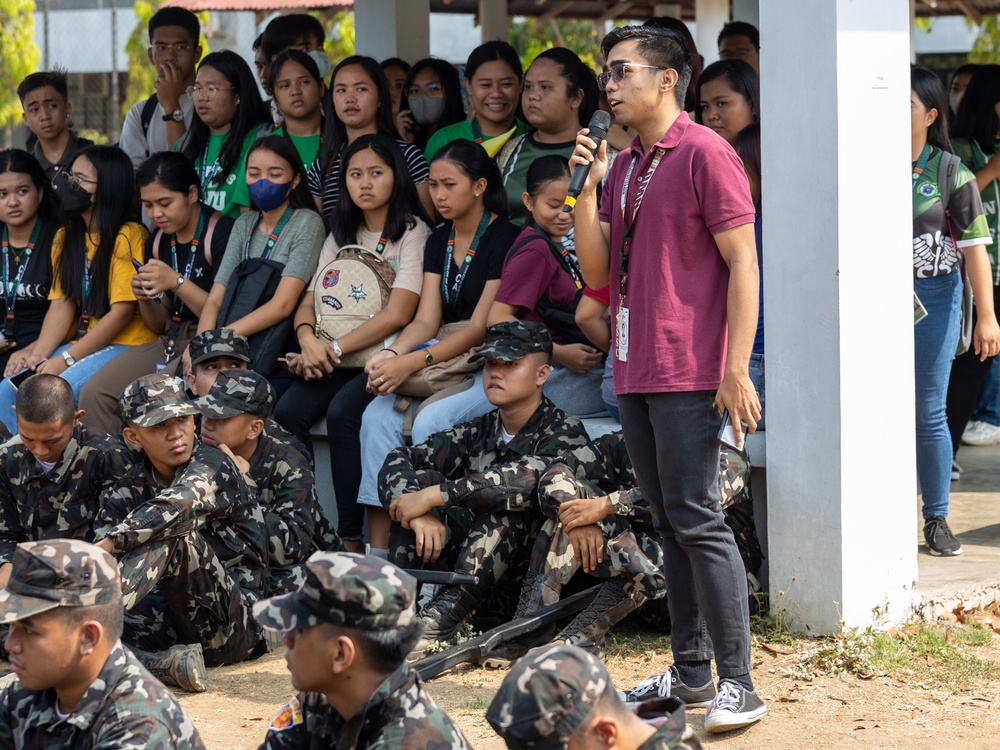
423, 217, 518, 323
0, 224, 55, 349
143, 206, 233, 328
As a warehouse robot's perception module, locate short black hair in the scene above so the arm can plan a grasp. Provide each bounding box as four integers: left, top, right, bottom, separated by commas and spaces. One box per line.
148, 7, 200, 44
600, 25, 692, 110
718, 21, 759, 51
15, 374, 76, 425
60, 599, 124, 644
17, 70, 69, 104
262, 13, 326, 61
339, 620, 425, 674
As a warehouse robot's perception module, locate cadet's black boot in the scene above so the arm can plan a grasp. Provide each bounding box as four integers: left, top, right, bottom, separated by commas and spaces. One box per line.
409, 583, 484, 659
134, 643, 208, 692
555, 578, 638, 659
478, 570, 554, 670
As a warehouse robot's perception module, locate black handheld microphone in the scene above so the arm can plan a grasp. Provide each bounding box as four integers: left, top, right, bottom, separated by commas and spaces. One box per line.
563, 110, 612, 213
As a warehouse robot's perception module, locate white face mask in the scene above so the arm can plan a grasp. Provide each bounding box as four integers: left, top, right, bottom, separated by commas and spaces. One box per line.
409, 94, 447, 125
308, 49, 331, 80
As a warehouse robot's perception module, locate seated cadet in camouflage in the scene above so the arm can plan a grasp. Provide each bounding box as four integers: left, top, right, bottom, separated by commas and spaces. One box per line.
381, 321, 591, 656
487, 644, 701, 750
255, 551, 471, 750
186, 329, 309, 459
482, 431, 666, 668
0, 539, 206, 749
93, 373, 268, 690
197, 370, 341, 596
0, 375, 127, 590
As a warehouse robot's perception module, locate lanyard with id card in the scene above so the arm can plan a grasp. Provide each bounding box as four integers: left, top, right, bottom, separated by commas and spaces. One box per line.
616, 146, 666, 362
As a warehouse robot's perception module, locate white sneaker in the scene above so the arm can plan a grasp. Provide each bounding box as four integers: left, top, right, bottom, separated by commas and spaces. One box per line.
962, 420, 1000, 446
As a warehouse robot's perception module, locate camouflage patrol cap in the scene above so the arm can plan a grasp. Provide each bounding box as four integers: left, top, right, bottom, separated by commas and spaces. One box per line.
253, 551, 417, 632
468, 320, 553, 363
487, 644, 609, 749
0, 539, 122, 624
196, 370, 275, 420
188, 328, 253, 367
119, 373, 201, 428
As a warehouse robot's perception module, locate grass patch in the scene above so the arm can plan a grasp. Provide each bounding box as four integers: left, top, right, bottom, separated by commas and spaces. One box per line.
603, 625, 671, 661
460, 696, 491, 712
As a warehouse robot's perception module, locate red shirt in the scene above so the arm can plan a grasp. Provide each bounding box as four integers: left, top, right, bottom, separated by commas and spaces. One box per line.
597, 113, 755, 394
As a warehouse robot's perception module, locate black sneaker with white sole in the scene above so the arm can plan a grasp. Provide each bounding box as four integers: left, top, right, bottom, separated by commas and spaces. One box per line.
703, 680, 767, 733
617, 665, 716, 710
924, 516, 963, 556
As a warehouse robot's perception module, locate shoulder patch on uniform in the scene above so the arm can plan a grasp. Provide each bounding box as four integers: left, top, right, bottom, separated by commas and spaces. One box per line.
269, 697, 303, 731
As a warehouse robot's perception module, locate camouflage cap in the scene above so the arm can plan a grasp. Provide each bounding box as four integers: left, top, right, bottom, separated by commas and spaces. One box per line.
468, 320, 553, 363
188, 328, 253, 367
119, 373, 201, 428
0, 540, 122, 624
196, 369, 275, 420
253, 551, 417, 632
486, 644, 609, 749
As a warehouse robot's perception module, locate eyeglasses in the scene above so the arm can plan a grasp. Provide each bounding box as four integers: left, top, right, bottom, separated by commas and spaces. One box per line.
65, 172, 97, 190
406, 82, 444, 98
597, 62, 666, 91
719, 48, 754, 60
186, 85, 236, 101
151, 42, 194, 55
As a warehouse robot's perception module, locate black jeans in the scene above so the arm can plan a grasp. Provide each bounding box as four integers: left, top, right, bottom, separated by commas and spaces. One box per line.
618, 390, 752, 678
272, 370, 374, 540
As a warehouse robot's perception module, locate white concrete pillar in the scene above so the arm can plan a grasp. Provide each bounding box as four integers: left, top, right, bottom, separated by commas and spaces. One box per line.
760, 0, 917, 632
354, 0, 430, 62
732, 0, 760, 28
479, 0, 507, 43
694, 0, 728, 65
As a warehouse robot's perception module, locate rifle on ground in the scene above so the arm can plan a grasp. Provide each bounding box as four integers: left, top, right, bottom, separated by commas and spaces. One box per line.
413, 584, 600, 681
404, 570, 479, 586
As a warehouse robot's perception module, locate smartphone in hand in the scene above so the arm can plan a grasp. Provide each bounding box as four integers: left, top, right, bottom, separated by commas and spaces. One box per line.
9, 368, 34, 390
717, 409, 747, 451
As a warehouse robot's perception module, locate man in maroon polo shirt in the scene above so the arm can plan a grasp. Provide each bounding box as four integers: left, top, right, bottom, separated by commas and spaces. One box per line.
572, 24, 765, 734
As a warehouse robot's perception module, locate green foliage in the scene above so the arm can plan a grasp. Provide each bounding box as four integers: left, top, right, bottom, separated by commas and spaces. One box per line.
123, 1, 210, 117
77, 128, 110, 145
969, 16, 1000, 65
507, 17, 602, 71
0, 0, 42, 129
321, 10, 355, 64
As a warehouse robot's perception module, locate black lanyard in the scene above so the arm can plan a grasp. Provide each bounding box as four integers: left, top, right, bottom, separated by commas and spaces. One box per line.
441, 211, 490, 304
164, 209, 208, 358
199, 151, 221, 188
618, 146, 666, 300
243, 205, 295, 262
374, 235, 388, 256
76, 253, 94, 341
912, 142, 931, 190
471, 117, 484, 144
528, 221, 583, 289
1, 221, 41, 337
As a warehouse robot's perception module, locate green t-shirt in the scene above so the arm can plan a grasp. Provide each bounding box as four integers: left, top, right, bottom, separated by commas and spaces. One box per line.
953, 137, 1000, 282
273, 127, 321, 173
497, 133, 576, 224
912, 147, 991, 278
424, 117, 530, 161
194, 131, 258, 219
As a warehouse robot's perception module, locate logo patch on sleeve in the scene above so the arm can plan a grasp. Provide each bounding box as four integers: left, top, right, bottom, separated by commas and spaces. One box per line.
269, 696, 303, 731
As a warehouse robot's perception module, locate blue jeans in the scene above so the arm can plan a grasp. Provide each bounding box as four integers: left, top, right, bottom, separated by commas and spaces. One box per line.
357, 371, 493, 507
601, 355, 620, 420
618, 391, 752, 677
0, 344, 130, 433
543, 361, 606, 418
971, 356, 1000, 426
749, 352, 765, 431
914, 270, 961, 519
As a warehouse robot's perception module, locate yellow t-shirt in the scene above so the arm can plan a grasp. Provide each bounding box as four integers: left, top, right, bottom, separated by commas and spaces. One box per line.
49, 222, 157, 347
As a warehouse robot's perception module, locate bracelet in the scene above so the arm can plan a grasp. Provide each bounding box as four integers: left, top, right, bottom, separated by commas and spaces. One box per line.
382, 348, 398, 356
295, 322, 315, 337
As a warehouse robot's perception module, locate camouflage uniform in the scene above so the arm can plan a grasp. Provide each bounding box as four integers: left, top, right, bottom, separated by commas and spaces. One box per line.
188, 329, 310, 459
95, 374, 267, 667
0, 422, 11, 444
196, 370, 340, 595
0, 539, 206, 749
0, 425, 128, 565
487, 643, 701, 750
255, 552, 470, 750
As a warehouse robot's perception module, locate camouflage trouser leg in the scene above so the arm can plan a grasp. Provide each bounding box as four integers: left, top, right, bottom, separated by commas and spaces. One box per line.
268, 564, 309, 597
123, 593, 178, 652
117, 533, 262, 667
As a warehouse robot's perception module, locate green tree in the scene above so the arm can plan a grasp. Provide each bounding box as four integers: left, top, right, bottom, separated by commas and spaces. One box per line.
969, 16, 1000, 65
318, 9, 354, 63
507, 17, 602, 70
0, 0, 41, 129
123, 0, 209, 116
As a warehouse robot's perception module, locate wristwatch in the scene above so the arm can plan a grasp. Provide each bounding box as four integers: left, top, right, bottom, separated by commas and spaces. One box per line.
424, 349, 434, 366
62, 351, 76, 367
172, 275, 185, 293
162, 108, 184, 123
330, 338, 343, 358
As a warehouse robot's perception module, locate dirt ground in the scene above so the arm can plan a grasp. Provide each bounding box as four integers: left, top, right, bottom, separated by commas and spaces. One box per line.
177, 633, 1000, 750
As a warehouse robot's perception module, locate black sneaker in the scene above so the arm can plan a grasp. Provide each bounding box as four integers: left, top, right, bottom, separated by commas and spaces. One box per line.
924, 516, 963, 556
704, 680, 767, 733
617, 665, 716, 709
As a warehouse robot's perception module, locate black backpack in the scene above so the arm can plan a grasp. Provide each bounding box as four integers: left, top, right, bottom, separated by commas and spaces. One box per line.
140, 94, 160, 157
